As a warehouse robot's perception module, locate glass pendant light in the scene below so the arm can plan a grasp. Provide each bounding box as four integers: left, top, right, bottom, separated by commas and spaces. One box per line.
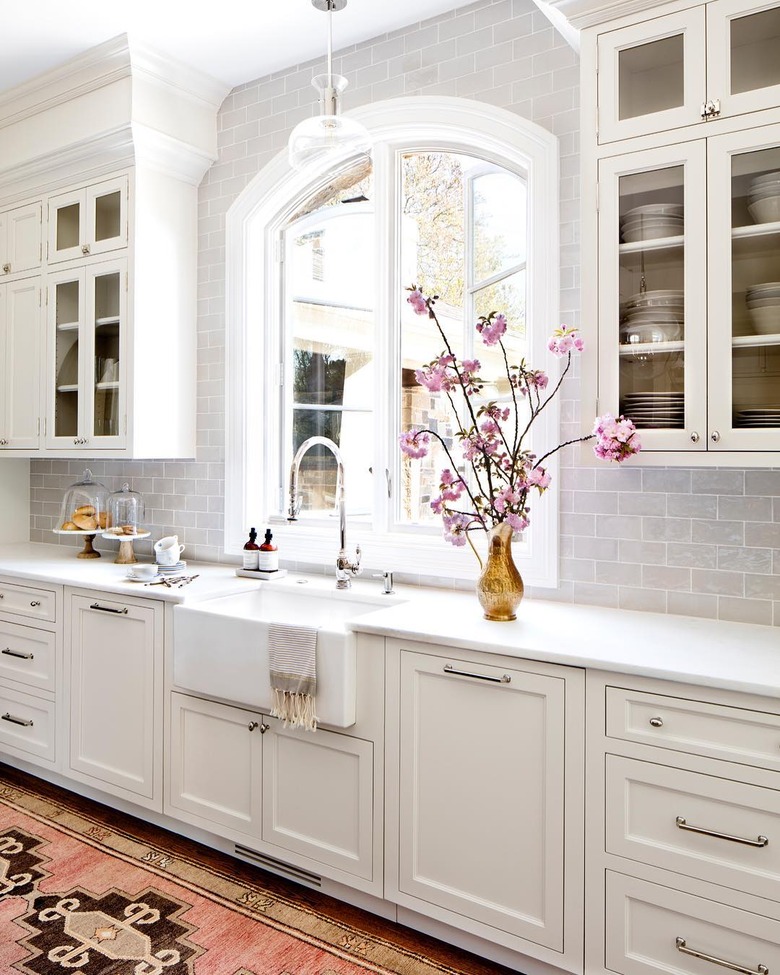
288, 0, 372, 171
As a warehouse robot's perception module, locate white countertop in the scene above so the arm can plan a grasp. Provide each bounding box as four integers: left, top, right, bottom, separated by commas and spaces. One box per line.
1, 542, 778, 697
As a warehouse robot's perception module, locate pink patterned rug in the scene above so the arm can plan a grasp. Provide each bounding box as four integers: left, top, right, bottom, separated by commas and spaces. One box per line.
0, 780, 462, 975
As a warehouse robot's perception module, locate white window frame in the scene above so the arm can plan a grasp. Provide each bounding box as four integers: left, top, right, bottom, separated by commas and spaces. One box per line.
225, 96, 560, 586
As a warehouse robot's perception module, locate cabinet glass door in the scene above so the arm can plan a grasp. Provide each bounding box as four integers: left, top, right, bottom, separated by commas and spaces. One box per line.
599, 144, 707, 450
708, 124, 780, 450
88, 260, 125, 445
86, 177, 128, 257
51, 273, 83, 441
708, 0, 780, 119
48, 190, 84, 264
597, 8, 706, 143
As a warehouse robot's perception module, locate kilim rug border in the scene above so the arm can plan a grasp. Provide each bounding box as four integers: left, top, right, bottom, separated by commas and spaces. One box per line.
0, 768, 513, 975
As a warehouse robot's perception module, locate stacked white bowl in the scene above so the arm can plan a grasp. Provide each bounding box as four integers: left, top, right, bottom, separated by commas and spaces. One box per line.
746, 282, 780, 335
620, 289, 684, 344
748, 171, 780, 223
620, 204, 684, 243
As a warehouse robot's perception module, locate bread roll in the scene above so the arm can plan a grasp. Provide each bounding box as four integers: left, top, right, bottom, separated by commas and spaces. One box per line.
72, 512, 98, 531
61, 520, 78, 531
74, 504, 96, 516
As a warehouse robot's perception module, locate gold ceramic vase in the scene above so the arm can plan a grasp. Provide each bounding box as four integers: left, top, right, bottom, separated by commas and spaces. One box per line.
476, 522, 524, 621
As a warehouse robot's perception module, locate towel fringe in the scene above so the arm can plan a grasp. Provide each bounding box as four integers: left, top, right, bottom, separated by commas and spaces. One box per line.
271, 688, 318, 732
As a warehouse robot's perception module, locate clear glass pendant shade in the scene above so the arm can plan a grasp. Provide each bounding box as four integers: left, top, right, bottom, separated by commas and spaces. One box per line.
289, 74, 371, 171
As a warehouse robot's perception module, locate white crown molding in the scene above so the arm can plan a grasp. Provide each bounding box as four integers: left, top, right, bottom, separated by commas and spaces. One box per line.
0, 33, 229, 132
131, 124, 217, 185
543, 0, 679, 29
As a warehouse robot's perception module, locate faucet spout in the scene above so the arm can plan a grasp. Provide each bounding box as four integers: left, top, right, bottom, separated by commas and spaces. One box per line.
288, 436, 361, 588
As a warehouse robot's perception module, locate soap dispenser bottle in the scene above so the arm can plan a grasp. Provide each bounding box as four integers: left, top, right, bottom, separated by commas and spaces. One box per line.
257, 529, 279, 572
243, 527, 260, 570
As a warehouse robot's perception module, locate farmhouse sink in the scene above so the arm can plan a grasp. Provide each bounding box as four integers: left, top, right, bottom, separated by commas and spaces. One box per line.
172, 579, 397, 727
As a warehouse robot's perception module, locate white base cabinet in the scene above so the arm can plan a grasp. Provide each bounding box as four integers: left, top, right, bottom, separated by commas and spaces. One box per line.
386, 639, 585, 972
67, 589, 162, 809
167, 691, 378, 891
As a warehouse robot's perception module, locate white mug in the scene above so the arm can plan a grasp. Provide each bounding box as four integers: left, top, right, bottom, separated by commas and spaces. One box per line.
154, 535, 185, 566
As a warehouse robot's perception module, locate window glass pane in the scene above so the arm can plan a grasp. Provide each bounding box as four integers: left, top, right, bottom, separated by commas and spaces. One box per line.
474, 270, 527, 396
283, 165, 374, 518
473, 171, 527, 282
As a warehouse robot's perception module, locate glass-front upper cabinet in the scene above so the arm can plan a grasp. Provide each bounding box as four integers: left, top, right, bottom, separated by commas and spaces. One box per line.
46, 259, 126, 450
48, 175, 128, 264
708, 123, 780, 450
598, 143, 707, 450
597, 0, 780, 144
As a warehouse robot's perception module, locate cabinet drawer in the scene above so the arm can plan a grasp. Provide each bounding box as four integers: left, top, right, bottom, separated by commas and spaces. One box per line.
606, 755, 780, 903
0, 620, 56, 692
0, 684, 55, 764
0, 580, 57, 623
606, 686, 780, 771
605, 871, 780, 975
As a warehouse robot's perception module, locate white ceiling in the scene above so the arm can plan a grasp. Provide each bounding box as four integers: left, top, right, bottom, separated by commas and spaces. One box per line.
2, 0, 483, 96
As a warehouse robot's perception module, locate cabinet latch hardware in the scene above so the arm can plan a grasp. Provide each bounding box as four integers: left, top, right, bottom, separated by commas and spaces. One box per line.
81, 244, 91, 255
2, 647, 34, 660
700, 98, 721, 120
675, 816, 769, 848
676, 937, 768, 975
89, 603, 129, 615
443, 664, 511, 684
2, 712, 33, 727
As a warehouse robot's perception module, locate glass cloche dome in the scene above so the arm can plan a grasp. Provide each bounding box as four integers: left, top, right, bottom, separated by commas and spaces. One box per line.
57, 469, 108, 533
107, 483, 145, 535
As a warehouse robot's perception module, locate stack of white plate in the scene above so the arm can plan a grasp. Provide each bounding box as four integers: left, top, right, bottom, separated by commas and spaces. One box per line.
748, 171, 780, 224
620, 204, 684, 243
746, 282, 780, 335
620, 290, 684, 343
734, 407, 780, 428
621, 391, 685, 428
157, 560, 187, 574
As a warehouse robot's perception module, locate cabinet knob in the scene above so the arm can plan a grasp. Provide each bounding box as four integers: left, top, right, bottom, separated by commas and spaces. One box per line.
689, 432, 700, 444
248, 721, 258, 731
649, 716, 664, 728
0, 439, 8, 447
29, 601, 41, 608
710, 430, 721, 443
81, 244, 91, 255
2, 263, 10, 274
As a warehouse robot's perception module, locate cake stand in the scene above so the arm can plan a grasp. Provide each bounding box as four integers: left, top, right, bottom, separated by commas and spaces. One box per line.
101, 530, 151, 565
52, 528, 103, 559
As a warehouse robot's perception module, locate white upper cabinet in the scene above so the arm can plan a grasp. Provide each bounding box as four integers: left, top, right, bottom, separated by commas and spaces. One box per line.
597, 0, 780, 144
48, 176, 128, 264
0, 277, 42, 450
0, 202, 42, 278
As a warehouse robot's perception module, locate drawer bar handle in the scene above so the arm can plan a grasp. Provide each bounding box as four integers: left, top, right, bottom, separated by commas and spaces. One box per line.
443, 664, 511, 684
676, 816, 768, 848
676, 937, 768, 975
1, 712, 34, 727
89, 603, 128, 615
2, 647, 34, 660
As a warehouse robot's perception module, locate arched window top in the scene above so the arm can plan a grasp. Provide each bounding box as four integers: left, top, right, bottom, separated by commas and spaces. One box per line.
225, 96, 560, 587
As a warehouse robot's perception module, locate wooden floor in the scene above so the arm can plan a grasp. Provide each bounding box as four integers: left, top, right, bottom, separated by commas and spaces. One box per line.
0, 763, 519, 975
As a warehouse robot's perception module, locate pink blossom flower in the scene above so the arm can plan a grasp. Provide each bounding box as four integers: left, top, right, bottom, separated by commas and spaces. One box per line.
527, 466, 551, 490
476, 313, 507, 347
506, 511, 530, 533
399, 430, 431, 459
442, 512, 472, 546
548, 326, 585, 357
521, 369, 549, 394
592, 414, 642, 462
407, 289, 428, 316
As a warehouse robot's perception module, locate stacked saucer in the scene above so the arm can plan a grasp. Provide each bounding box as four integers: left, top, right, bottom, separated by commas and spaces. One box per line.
748, 171, 780, 224
734, 407, 780, 428
620, 290, 684, 344
746, 282, 780, 335
620, 204, 684, 243
621, 391, 685, 428
157, 560, 187, 575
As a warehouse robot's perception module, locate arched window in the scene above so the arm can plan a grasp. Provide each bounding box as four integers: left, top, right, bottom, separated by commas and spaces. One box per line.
225, 97, 560, 586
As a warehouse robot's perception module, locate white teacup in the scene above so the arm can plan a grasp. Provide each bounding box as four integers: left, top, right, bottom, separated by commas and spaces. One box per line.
127, 564, 158, 581
154, 535, 185, 566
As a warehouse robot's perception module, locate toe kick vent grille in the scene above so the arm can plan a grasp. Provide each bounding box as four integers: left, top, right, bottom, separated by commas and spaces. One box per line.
234, 844, 322, 888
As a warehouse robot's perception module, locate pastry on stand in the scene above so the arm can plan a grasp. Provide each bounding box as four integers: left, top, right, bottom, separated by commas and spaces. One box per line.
52, 469, 109, 559
102, 483, 148, 564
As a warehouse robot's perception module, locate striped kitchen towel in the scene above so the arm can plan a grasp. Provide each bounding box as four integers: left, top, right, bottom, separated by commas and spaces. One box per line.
268, 622, 319, 731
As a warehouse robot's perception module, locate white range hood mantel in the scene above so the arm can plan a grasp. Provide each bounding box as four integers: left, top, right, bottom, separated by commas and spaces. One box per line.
537, 0, 680, 30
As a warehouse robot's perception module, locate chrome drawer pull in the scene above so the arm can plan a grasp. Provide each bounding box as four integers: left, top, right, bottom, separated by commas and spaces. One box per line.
676, 816, 768, 848
29, 600, 41, 607
2, 647, 34, 660
89, 603, 128, 615
649, 716, 664, 727
443, 664, 511, 684
676, 937, 768, 975
2, 712, 34, 727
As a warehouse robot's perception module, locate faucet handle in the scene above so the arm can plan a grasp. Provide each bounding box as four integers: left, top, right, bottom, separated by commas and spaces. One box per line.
352, 544, 362, 576
373, 570, 394, 594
